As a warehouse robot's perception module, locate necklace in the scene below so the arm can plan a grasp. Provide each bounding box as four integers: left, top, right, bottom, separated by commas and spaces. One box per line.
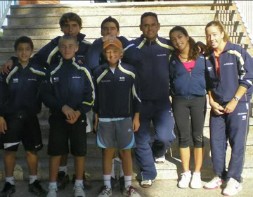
179, 54, 188, 60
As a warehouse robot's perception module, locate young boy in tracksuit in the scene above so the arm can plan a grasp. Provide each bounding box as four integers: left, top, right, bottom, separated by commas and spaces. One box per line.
204, 21, 253, 196
40, 35, 94, 197
93, 38, 141, 197
0, 36, 47, 197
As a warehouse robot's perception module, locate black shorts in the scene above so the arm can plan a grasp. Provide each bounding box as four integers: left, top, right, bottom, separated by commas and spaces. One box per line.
47, 114, 87, 156
2, 112, 43, 152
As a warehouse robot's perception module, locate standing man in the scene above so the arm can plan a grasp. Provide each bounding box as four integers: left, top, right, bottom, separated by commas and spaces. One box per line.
131, 12, 176, 188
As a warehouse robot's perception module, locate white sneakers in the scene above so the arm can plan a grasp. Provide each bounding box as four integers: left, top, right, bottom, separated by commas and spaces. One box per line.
222, 178, 242, 196
155, 155, 166, 163
178, 171, 191, 188
47, 187, 57, 197
204, 176, 223, 189
74, 185, 86, 197
178, 171, 202, 189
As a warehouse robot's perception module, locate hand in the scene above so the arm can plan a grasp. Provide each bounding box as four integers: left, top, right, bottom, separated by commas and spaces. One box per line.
1, 59, 14, 74
62, 105, 77, 123
66, 110, 81, 124
132, 113, 140, 132
224, 99, 238, 113
93, 113, 99, 134
0, 116, 7, 134
210, 101, 224, 115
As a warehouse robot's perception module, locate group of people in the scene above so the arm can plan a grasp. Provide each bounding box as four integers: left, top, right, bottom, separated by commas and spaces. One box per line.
0, 10, 252, 197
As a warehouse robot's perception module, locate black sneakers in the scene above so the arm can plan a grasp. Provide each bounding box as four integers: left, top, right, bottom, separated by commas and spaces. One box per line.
57, 171, 70, 190
0, 182, 16, 197
28, 180, 47, 196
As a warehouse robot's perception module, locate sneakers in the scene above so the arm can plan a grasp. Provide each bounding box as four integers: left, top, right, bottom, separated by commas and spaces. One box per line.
178, 171, 191, 188
222, 178, 242, 196
190, 172, 202, 189
140, 179, 154, 188
46, 187, 57, 197
72, 173, 92, 190
110, 177, 118, 188
29, 180, 47, 196
0, 182, 16, 197
204, 176, 223, 189
97, 186, 112, 197
123, 186, 141, 197
74, 185, 86, 197
155, 155, 166, 163
57, 171, 69, 190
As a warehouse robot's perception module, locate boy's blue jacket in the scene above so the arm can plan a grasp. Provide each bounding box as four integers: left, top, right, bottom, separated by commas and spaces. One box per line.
40, 58, 95, 116
206, 41, 253, 103
93, 61, 141, 118
0, 59, 46, 116
131, 35, 174, 100
169, 54, 207, 97
86, 36, 141, 72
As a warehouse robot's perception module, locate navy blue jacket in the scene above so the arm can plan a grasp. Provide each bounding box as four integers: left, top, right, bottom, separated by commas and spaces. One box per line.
169, 54, 207, 98
86, 36, 141, 72
93, 61, 141, 118
40, 58, 94, 116
0, 59, 46, 116
131, 35, 174, 100
206, 42, 253, 103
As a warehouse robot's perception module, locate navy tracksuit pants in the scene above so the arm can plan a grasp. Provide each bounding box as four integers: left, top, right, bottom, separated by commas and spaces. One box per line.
134, 99, 175, 180
209, 101, 249, 182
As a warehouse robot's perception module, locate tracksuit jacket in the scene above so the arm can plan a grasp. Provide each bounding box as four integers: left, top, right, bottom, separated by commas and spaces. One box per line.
0, 59, 46, 116
93, 61, 141, 118
131, 35, 174, 100
206, 41, 253, 104
86, 36, 141, 72
169, 54, 207, 97
40, 58, 94, 116
11, 33, 91, 68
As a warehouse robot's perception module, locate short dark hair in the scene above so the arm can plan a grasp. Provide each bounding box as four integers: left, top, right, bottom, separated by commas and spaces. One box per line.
14, 36, 34, 51
101, 16, 120, 31
140, 12, 159, 24
59, 12, 82, 28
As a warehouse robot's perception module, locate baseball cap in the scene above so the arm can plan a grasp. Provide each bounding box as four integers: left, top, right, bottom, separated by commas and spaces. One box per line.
103, 38, 123, 50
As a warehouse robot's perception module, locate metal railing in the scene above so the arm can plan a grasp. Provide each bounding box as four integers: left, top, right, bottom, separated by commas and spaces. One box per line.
234, 1, 253, 44
0, 0, 17, 29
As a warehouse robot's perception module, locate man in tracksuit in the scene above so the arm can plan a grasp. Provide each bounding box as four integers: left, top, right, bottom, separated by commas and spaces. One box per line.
131, 12, 176, 188
204, 21, 253, 196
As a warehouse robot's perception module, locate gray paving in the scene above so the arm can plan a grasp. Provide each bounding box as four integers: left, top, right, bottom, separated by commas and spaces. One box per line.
1, 178, 253, 197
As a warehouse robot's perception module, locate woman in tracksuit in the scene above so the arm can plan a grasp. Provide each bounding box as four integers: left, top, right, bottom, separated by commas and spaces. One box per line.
204, 21, 253, 196
169, 26, 207, 189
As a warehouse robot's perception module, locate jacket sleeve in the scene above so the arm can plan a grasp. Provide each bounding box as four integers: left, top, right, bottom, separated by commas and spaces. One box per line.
77, 67, 95, 115
0, 74, 8, 117
132, 68, 141, 114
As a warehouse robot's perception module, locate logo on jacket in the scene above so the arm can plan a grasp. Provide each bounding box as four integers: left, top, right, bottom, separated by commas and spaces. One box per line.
119, 77, 125, 82
72, 76, 81, 79
157, 53, 166, 57
28, 78, 37, 81
13, 78, 19, 83
207, 66, 213, 71
53, 77, 59, 82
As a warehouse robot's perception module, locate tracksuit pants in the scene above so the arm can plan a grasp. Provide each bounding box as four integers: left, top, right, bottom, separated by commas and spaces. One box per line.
210, 102, 249, 182
134, 99, 175, 180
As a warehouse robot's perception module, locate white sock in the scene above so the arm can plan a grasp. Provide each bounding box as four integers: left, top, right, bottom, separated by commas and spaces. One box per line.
111, 159, 115, 179
48, 182, 57, 190
29, 175, 38, 184
103, 175, 112, 189
5, 176, 15, 185
75, 179, 83, 188
124, 176, 132, 189
58, 166, 67, 174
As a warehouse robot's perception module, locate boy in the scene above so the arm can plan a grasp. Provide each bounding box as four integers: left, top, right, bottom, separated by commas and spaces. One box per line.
0, 36, 47, 196
40, 35, 94, 197
93, 38, 141, 197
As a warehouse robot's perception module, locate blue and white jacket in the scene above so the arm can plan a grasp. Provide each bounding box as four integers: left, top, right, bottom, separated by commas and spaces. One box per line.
206, 42, 253, 103
131, 35, 174, 101
0, 58, 46, 116
169, 54, 207, 98
40, 58, 94, 116
93, 61, 141, 118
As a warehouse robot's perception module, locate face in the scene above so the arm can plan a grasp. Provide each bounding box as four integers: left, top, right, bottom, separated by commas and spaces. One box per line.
170, 30, 189, 52
59, 39, 79, 60
104, 45, 123, 67
101, 22, 119, 37
61, 20, 81, 37
205, 25, 225, 50
16, 43, 33, 65
140, 16, 160, 41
